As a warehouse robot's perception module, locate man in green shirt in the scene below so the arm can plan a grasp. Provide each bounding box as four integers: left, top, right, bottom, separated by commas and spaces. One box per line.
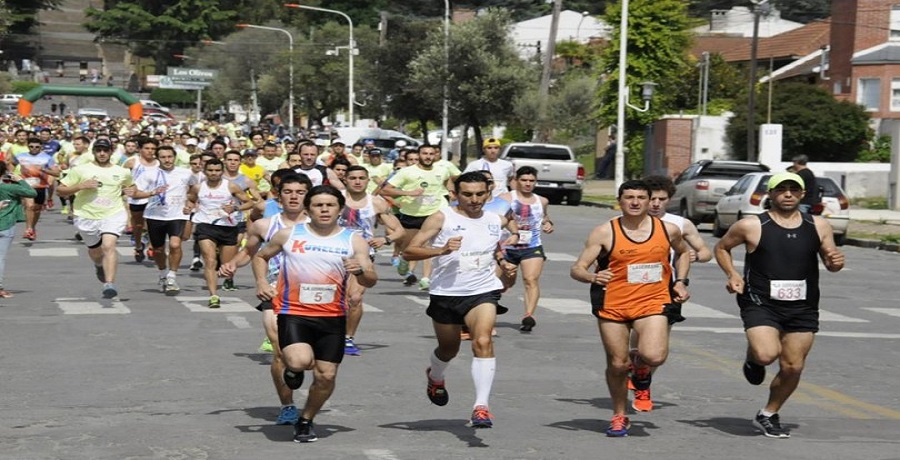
57, 139, 135, 299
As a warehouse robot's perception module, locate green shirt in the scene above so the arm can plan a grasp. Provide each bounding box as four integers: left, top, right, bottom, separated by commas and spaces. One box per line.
387, 165, 451, 216
0, 180, 37, 231
61, 163, 134, 219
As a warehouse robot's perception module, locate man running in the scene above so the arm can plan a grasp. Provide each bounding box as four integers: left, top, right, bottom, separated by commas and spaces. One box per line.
252, 185, 377, 443
11, 136, 61, 240
57, 139, 135, 299
570, 180, 691, 437
463, 138, 515, 196
123, 137, 160, 262
715, 172, 844, 439
132, 145, 195, 295
285, 142, 344, 190
404, 171, 517, 429
339, 165, 405, 355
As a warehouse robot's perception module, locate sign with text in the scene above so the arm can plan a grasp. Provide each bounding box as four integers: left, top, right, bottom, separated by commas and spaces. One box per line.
167, 67, 219, 81
158, 76, 209, 90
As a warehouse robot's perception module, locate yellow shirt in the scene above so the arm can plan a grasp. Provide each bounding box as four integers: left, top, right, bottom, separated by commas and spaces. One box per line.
60, 163, 134, 219
240, 164, 266, 185
387, 165, 451, 216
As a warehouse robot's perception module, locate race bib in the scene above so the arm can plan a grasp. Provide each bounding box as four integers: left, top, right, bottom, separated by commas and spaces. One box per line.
627, 263, 663, 284
94, 197, 114, 207
459, 250, 494, 272
769, 280, 806, 301
517, 230, 534, 242
300, 284, 336, 304
420, 195, 438, 206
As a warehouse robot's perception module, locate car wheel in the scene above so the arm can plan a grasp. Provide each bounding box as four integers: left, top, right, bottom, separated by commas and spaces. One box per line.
547, 193, 563, 205
834, 233, 846, 246
566, 191, 582, 206
712, 212, 726, 238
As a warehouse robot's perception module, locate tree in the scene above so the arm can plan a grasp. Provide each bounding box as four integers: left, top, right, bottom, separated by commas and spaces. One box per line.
670, 52, 745, 114
85, 0, 237, 72
513, 71, 597, 142
726, 82, 871, 162
595, 0, 694, 177
408, 9, 534, 164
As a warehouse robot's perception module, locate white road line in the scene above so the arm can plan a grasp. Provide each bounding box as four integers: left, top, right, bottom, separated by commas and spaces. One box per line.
544, 252, 577, 262
676, 326, 900, 339
174, 296, 256, 312
364, 450, 401, 460
362, 303, 383, 312
404, 295, 429, 307
226, 315, 252, 329
682, 302, 739, 319
535, 297, 591, 315
863, 307, 900, 318
116, 247, 136, 257
818, 309, 869, 323
29, 247, 78, 257
54, 297, 130, 314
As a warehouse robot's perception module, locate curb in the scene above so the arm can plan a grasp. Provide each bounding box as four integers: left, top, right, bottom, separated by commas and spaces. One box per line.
581, 200, 615, 210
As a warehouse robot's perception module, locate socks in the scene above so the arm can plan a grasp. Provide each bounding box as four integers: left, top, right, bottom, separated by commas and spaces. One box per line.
429, 350, 451, 382
472, 357, 496, 408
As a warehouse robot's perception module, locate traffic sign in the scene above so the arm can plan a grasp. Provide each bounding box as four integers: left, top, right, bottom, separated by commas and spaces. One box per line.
158, 76, 210, 90
167, 67, 218, 81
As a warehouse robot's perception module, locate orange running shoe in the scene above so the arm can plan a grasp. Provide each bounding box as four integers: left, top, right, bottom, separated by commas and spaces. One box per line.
606, 414, 631, 437
632, 388, 653, 412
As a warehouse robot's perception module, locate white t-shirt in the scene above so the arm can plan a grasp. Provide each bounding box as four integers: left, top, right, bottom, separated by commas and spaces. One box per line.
464, 158, 515, 196
140, 167, 196, 221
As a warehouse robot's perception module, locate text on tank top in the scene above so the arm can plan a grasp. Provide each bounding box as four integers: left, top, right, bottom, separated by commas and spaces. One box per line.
428, 207, 504, 296
192, 181, 239, 226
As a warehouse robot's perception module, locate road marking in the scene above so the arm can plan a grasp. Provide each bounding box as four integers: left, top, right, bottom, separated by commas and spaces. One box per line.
29, 247, 78, 257
363, 303, 383, 312
544, 252, 577, 262
175, 296, 256, 312
364, 450, 401, 460
116, 247, 136, 257
54, 297, 130, 314
818, 309, 868, 323
227, 315, 252, 329
404, 295, 429, 307
682, 302, 738, 319
863, 307, 900, 318
535, 297, 591, 315
677, 326, 900, 339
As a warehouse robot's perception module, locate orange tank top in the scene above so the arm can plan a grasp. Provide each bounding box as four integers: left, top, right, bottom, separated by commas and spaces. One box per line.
595, 216, 674, 320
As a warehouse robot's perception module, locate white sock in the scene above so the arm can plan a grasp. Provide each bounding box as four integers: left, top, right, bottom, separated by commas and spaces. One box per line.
472, 357, 496, 408
167, 270, 176, 279
429, 350, 451, 382
760, 409, 775, 417
158, 269, 167, 279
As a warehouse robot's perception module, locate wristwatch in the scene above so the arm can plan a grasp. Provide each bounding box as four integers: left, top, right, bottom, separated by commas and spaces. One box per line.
675, 278, 690, 286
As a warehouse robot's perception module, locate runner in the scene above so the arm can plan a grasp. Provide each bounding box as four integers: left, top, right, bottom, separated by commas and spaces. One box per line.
463, 138, 515, 196
285, 142, 344, 189
219, 173, 311, 426
183, 158, 255, 307
132, 145, 195, 295
404, 171, 518, 429
569, 179, 691, 437
714, 172, 844, 439
339, 165, 405, 355
123, 137, 160, 263
252, 185, 377, 443
56, 139, 135, 299
10, 136, 61, 240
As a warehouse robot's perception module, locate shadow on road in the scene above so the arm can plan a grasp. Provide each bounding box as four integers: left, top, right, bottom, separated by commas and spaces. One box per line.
380, 419, 490, 448
214, 406, 356, 442
546, 418, 657, 437
677, 416, 769, 437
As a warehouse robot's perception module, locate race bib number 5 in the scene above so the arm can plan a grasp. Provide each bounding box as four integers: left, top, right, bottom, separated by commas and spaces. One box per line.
627, 263, 663, 284
769, 280, 806, 301
300, 284, 337, 304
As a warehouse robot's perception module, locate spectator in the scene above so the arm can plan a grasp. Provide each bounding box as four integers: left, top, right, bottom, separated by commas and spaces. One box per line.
791, 154, 817, 213
0, 162, 38, 298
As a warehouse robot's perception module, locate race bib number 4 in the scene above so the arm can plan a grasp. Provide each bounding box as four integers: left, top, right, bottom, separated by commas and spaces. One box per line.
627, 263, 663, 284
769, 280, 807, 301
300, 284, 337, 304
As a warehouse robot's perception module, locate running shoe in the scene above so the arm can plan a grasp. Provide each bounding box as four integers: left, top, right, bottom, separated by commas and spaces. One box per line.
403, 273, 418, 286
124, 226, 133, 235
190, 257, 203, 271
391, 256, 400, 267
418, 277, 430, 291
164, 277, 180, 295
222, 278, 237, 291
146, 247, 155, 259
283, 368, 305, 390
44, 200, 53, 210
344, 337, 361, 356
259, 337, 274, 353
470, 405, 493, 428
158, 277, 167, 293
60, 206, 69, 215
606, 414, 631, 437
101, 283, 118, 299
23, 228, 36, 241
629, 349, 652, 391
753, 412, 790, 438
743, 360, 766, 386
426, 367, 449, 406
95, 265, 106, 283
276, 405, 299, 425
397, 258, 409, 276
208, 295, 221, 308
632, 388, 653, 412
293, 418, 317, 443
134, 245, 145, 263
520, 316, 536, 332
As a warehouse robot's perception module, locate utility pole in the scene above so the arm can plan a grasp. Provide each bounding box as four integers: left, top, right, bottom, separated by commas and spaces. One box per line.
535, 0, 561, 142
746, 0, 769, 162
379, 12, 388, 47
702, 51, 710, 116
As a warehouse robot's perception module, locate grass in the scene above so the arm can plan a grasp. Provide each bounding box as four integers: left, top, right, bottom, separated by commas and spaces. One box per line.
851, 197, 888, 209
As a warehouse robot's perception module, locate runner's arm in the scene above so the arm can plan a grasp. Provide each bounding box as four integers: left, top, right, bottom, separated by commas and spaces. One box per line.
403, 212, 450, 261
714, 218, 754, 294
252, 228, 289, 300
681, 220, 711, 262
347, 233, 377, 288
570, 223, 612, 285
814, 216, 845, 272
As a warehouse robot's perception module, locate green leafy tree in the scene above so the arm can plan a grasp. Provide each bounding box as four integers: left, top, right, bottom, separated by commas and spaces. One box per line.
85, 0, 237, 72
670, 52, 745, 114
513, 71, 597, 142
595, 0, 694, 177
726, 82, 871, 162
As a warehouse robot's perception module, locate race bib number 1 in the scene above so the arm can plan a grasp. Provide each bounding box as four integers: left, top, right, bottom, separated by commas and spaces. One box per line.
300, 284, 337, 304
627, 263, 663, 284
769, 280, 806, 301
459, 251, 493, 272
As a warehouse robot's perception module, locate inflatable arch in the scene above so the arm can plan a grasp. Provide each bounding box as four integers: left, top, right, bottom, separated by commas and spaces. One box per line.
18, 85, 143, 120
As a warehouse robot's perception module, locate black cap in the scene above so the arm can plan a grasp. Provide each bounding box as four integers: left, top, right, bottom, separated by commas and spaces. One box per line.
93, 139, 112, 150
367, 148, 383, 156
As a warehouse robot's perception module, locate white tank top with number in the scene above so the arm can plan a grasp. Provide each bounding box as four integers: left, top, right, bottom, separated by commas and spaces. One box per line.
507, 191, 545, 249
429, 207, 504, 296
192, 180, 239, 226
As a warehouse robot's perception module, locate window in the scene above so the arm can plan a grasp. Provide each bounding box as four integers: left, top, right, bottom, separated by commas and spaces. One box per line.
891, 5, 900, 40
892, 79, 900, 112
858, 78, 881, 111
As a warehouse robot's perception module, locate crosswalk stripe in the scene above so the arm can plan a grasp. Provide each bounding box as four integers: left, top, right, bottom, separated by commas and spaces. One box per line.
863, 308, 900, 318
363, 303, 383, 312
819, 309, 869, 323
535, 297, 591, 315
227, 315, 252, 329
116, 247, 135, 257
544, 252, 577, 262
682, 302, 739, 319
29, 247, 78, 257
404, 295, 429, 307
54, 297, 130, 314
174, 296, 256, 312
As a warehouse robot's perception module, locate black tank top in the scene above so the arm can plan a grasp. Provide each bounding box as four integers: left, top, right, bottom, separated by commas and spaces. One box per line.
743, 212, 821, 306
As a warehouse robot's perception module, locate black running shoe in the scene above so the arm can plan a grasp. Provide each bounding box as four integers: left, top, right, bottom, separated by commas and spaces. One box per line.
743, 360, 766, 385
520, 316, 536, 332
629, 350, 652, 391
403, 273, 418, 286
283, 369, 305, 390
753, 412, 790, 438
293, 418, 318, 443
426, 367, 449, 406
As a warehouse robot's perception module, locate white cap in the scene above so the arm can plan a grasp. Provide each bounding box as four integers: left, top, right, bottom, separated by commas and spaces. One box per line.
395, 140, 407, 148
185, 138, 198, 146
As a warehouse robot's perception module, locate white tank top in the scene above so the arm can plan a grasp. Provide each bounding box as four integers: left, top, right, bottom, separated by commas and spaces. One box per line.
192, 180, 240, 226
507, 191, 545, 249
429, 207, 504, 296
128, 159, 160, 205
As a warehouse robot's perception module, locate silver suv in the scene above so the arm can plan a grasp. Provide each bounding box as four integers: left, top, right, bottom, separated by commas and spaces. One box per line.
667, 160, 769, 223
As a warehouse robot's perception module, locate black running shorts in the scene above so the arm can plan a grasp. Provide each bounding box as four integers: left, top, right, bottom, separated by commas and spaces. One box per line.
277, 315, 346, 363
426, 290, 502, 325
146, 219, 187, 248
194, 223, 239, 246
737, 294, 819, 333
398, 213, 429, 230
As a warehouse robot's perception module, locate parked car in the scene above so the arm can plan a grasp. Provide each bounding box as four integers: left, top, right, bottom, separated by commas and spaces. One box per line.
140, 99, 170, 113
500, 142, 585, 205
668, 160, 770, 223
76, 108, 110, 119
713, 172, 850, 245
0, 94, 22, 104
332, 127, 421, 151
142, 107, 174, 120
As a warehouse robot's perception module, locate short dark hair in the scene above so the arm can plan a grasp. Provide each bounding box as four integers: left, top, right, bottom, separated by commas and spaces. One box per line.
345, 165, 368, 176
516, 166, 538, 179
204, 158, 223, 170
642, 175, 676, 198
271, 168, 300, 191
224, 150, 242, 160
617, 179, 650, 199
454, 170, 490, 191
156, 145, 176, 157
209, 139, 227, 149
792, 154, 809, 165
304, 184, 345, 209
138, 137, 159, 148
279, 173, 312, 193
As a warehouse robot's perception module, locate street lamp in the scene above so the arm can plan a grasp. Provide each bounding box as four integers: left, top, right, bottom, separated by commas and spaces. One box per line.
236, 24, 294, 134
442, 0, 450, 160
285, 3, 357, 127
575, 11, 590, 41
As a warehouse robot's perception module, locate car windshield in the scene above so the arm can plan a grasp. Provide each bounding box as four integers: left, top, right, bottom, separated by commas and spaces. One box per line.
504, 146, 570, 160
698, 164, 767, 179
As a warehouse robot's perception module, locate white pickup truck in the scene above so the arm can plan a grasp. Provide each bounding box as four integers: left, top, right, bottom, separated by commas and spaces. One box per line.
500, 142, 585, 206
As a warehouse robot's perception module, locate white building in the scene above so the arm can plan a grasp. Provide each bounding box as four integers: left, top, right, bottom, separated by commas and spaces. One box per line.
692, 6, 803, 38
510, 10, 611, 58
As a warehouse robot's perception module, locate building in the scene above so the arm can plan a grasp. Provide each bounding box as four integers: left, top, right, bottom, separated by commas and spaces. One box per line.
510, 10, 610, 58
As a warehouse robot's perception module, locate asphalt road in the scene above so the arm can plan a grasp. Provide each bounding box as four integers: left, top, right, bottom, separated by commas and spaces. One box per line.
2, 205, 899, 460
